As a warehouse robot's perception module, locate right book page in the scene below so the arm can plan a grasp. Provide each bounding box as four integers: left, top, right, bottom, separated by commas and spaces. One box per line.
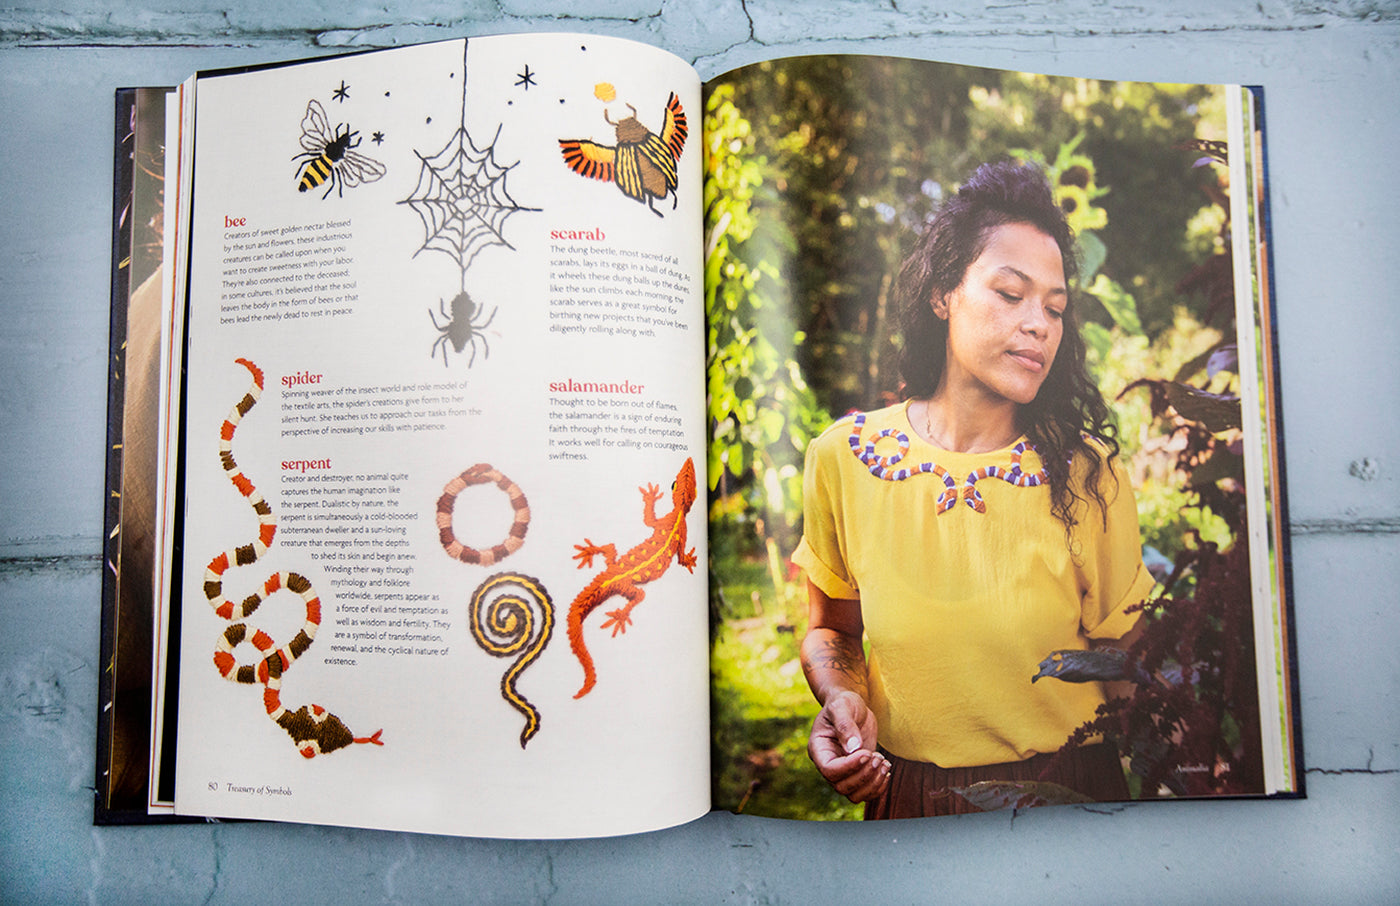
701, 55, 1296, 820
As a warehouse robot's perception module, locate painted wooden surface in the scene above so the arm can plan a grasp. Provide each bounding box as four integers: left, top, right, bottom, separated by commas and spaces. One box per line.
1, 1, 1397, 901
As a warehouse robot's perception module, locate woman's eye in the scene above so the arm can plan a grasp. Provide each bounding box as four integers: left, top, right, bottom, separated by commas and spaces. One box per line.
998, 290, 1020, 302
1048, 308, 1064, 320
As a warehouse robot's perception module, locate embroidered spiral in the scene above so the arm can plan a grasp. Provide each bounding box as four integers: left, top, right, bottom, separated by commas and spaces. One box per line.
437, 463, 554, 747
469, 572, 554, 747
205, 358, 382, 758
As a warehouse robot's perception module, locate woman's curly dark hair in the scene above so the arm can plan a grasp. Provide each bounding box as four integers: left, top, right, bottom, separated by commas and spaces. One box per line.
896, 160, 1119, 533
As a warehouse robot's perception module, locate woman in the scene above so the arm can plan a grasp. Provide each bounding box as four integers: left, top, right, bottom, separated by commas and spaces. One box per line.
792, 160, 1155, 818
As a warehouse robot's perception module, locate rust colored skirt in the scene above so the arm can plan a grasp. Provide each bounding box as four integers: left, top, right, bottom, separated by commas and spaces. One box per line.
864, 742, 1130, 819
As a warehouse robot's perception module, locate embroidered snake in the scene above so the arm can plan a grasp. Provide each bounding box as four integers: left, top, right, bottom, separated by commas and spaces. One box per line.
567, 457, 698, 699
436, 463, 553, 747
205, 358, 383, 758
847, 412, 1047, 513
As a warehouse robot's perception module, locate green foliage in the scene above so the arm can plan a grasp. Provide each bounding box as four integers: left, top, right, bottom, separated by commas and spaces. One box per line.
1086, 308, 1234, 562
969, 74, 1225, 335
704, 84, 829, 559
708, 557, 860, 820
1084, 272, 1143, 335
1011, 131, 1110, 236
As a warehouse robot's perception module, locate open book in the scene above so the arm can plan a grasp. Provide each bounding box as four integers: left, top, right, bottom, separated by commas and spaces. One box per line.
98, 32, 1300, 838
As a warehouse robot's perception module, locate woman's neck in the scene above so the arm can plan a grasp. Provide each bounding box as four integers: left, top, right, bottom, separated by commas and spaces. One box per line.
915, 385, 1021, 454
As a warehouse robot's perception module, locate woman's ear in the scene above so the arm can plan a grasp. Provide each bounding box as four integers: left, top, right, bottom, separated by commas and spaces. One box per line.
931, 292, 949, 320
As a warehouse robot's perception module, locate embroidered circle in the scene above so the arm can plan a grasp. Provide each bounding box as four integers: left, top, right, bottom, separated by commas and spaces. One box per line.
436, 464, 531, 565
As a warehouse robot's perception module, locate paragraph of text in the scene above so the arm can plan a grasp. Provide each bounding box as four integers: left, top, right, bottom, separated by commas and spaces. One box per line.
547, 393, 687, 462
219, 219, 359, 324
548, 244, 692, 339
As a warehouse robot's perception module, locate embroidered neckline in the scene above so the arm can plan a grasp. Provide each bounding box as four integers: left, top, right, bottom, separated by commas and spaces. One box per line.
846, 412, 1046, 514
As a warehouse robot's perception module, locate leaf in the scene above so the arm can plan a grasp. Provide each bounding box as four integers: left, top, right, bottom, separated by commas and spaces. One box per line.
1078, 231, 1107, 283
1205, 344, 1238, 380
951, 780, 1096, 812
1081, 321, 1113, 366
1171, 345, 1216, 383
1032, 648, 1131, 684
1084, 273, 1142, 336
1118, 378, 1171, 418
1165, 382, 1241, 432
1186, 443, 1244, 486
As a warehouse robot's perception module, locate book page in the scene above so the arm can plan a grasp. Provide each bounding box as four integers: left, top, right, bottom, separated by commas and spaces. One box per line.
173, 34, 708, 838
701, 55, 1295, 820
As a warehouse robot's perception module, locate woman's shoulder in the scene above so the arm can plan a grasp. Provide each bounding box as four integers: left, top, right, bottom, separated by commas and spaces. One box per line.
1072, 433, 1126, 470
1066, 432, 1133, 506
809, 402, 909, 451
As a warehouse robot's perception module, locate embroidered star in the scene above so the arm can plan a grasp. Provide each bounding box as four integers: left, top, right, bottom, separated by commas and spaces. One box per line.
515, 65, 536, 91
332, 80, 350, 102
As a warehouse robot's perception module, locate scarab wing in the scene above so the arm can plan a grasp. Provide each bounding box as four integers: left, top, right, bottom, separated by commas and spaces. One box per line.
634, 92, 685, 195
637, 133, 679, 194
559, 139, 617, 184
613, 143, 646, 203
657, 92, 687, 162
300, 100, 335, 153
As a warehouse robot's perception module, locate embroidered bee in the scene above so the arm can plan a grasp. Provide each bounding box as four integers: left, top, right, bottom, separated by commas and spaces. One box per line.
558, 92, 687, 217
293, 99, 386, 199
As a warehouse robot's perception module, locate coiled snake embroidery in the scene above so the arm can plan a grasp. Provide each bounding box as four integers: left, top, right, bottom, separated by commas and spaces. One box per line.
847, 412, 1048, 513
204, 358, 383, 758
436, 464, 554, 748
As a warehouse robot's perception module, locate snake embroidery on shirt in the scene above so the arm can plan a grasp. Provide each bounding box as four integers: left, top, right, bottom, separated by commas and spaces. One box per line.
567, 457, 698, 699
204, 358, 383, 758
846, 412, 1048, 513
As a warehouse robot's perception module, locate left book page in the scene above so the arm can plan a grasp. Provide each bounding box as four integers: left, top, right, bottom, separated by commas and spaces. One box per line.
171, 34, 709, 839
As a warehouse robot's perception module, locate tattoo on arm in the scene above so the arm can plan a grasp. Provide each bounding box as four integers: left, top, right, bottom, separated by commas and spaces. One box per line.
803, 632, 871, 708
809, 636, 866, 677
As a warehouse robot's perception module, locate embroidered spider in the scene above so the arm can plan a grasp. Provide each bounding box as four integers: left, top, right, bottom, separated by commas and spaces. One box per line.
430, 290, 496, 368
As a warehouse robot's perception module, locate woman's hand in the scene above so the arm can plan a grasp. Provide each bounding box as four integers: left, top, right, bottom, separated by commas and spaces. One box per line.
801, 580, 890, 803
807, 689, 890, 802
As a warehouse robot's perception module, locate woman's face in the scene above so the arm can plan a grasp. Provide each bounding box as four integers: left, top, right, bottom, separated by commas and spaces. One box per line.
936, 221, 1067, 407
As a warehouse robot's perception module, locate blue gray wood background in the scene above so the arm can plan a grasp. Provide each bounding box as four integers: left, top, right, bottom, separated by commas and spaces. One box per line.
2, 1, 1396, 902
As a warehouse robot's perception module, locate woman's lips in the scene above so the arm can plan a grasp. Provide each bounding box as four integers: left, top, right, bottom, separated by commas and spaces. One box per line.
1007, 349, 1046, 372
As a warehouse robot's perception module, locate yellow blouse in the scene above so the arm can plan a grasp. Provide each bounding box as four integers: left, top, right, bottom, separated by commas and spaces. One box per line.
792, 402, 1155, 767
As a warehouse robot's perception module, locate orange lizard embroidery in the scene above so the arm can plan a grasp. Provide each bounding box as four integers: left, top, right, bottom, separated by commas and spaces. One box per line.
567, 458, 698, 699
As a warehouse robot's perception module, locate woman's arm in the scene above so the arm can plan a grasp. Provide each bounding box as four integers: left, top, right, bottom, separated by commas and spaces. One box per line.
801, 580, 890, 803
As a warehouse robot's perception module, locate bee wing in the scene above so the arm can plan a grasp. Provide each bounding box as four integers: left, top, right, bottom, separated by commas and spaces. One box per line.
337, 149, 387, 187
658, 92, 687, 161
300, 99, 334, 152
559, 139, 617, 183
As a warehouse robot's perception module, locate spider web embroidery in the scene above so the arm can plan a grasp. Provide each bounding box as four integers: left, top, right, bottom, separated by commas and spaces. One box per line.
400, 123, 534, 271
398, 40, 539, 275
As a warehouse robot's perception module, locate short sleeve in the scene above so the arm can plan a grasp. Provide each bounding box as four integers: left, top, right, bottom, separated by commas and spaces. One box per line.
791, 426, 860, 601
1078, 456, 1156, 640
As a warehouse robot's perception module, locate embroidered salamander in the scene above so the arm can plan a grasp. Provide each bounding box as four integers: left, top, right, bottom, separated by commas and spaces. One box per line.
567, 458, 698, 699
